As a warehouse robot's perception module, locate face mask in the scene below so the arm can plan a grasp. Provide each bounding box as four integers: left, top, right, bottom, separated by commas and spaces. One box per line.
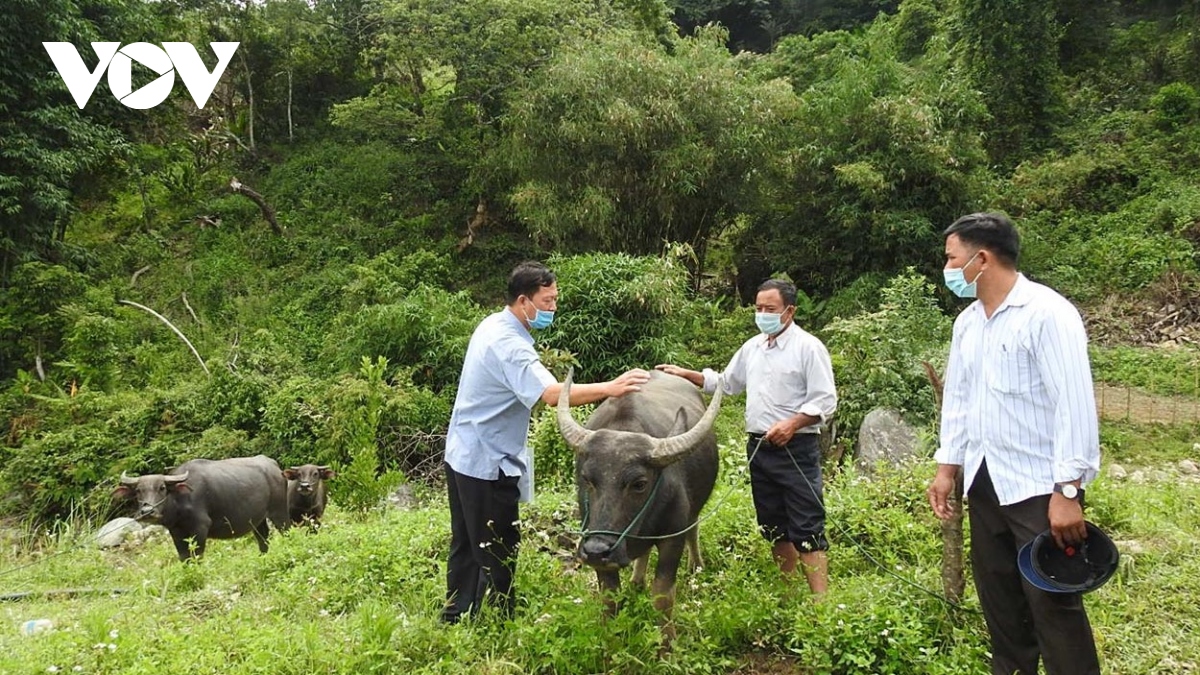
755, 312, 783, 335
522, 297, 555, 330
943, 251, 983, 298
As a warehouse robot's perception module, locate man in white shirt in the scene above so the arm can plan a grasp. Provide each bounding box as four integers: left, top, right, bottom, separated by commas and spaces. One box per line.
657, 279, 838, 594
442, 261, 650, 623
927, 212, 1102, 675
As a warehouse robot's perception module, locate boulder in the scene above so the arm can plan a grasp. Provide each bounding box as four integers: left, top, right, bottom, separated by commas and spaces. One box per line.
855, 408, 922, 475
95, 517, 142, 548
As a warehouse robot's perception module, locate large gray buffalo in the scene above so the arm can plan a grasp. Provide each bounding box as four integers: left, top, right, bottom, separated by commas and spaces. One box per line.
115, 455, 290, 561
557, 369, 722, 642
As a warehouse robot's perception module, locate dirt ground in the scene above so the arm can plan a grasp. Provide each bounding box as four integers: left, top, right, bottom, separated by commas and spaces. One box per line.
1094, 382, 1200, 425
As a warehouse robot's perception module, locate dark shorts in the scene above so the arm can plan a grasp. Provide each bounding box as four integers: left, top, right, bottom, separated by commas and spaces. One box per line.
746, 433, 828, 552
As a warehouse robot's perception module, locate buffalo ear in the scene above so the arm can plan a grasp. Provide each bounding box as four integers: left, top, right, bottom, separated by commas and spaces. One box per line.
283, 468, 300, 480
170, 482, 191, 493
113, 485, 134, 499
667, 407, 690, 437
319, 468, 336, 480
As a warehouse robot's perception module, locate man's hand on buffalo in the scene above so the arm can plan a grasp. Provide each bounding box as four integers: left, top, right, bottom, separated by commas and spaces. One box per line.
654, 364, 704, 388
606, 368, 652, 398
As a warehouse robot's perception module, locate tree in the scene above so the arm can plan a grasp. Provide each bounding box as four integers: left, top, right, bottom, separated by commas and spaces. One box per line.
955, 0, 1062, 164
744, 14, 988, 297
504, 27, 800, 284
0, 0, 147, 283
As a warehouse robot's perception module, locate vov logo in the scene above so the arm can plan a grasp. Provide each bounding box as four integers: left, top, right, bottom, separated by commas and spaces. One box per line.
43, 42, 239, 110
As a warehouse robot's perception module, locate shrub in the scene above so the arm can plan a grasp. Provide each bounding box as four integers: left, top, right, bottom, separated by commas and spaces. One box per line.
824, 270, 951, 446
323, 357, 404, 513
1151, 82, 1200, 131
330, 284, 484, 393
542, 253, 688, 381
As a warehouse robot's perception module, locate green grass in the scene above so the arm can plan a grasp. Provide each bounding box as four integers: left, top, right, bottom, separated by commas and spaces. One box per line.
1091, 344, 1200, 397
1, 423, 1197, 674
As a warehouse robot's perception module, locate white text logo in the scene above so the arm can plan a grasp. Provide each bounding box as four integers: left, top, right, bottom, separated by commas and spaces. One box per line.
43, 42, 240, 110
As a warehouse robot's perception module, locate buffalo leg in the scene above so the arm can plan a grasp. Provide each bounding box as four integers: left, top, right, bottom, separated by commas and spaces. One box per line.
173, 536, 195, 562
651, 540, 686, 646
595, 569, 621, 617
631, 553, 650, 588
252, 519, 271, 553
686, 526, 703, 572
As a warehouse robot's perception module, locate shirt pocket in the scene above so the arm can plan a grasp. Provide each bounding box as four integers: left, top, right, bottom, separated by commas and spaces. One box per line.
986, 342, 1034, 395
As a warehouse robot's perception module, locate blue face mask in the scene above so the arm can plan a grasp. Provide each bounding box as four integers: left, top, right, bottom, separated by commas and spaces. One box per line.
755, 312, 783, 335
523, 297, 555, 330
943, 252, 983, 298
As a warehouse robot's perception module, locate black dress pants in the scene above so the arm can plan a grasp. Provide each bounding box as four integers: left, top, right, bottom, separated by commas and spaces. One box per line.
442, 462, 522, 623
968, 460, 1101, 675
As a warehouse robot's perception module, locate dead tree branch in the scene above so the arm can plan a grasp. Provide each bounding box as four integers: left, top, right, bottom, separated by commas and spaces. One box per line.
130, 265, 151, 286
118, 300, 211, 377
230, 177, 283, 235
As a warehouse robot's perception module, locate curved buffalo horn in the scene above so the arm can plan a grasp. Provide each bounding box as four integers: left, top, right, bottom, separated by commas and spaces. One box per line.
163, 471, 189, 484
556, 368, 595, 451
646, 377, 724, 468
119, 472, 139, 487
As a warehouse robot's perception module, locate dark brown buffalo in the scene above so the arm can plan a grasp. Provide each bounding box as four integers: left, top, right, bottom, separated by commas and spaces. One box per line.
556, 369, 722, 644
115, 455, 290, 561
283, 464, 335, 527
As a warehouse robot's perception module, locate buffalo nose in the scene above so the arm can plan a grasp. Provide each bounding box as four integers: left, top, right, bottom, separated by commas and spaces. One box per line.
581, 537, 614, 561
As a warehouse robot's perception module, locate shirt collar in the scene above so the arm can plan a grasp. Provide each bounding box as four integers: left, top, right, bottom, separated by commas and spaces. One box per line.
762, 321, 796, 349
969, 272, 1033, 319
501, 307, 535, 343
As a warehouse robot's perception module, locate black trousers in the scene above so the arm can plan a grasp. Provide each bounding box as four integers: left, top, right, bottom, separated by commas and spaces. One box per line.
443, 462, 521, 622
968, 460, 1100, 675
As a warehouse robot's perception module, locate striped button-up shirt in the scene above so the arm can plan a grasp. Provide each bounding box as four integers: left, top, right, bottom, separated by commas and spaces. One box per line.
701, 323, 838, 435
936, 273, 1100, 505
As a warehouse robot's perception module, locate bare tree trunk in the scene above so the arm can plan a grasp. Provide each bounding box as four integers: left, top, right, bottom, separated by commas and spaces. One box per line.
229, 177, 283, 235
286, 68, 294, 143
923, 360, 966, 602
240, 51, 256, 154
942, 467, 967, 603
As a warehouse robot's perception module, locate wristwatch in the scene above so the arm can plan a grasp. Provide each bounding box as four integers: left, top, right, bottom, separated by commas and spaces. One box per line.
1053, 482, 1080, 500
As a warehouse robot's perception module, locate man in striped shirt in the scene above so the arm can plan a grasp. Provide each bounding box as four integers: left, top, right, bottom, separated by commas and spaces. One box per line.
658, 279, 838, 595
927, 212, 1102, 675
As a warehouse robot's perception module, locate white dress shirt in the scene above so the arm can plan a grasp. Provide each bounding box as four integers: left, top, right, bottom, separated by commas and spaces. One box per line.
936, 273, 1100, 505
701, 323, 838, 435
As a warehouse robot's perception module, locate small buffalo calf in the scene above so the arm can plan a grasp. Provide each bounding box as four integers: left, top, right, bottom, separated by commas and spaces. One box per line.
283, 464, 335, 528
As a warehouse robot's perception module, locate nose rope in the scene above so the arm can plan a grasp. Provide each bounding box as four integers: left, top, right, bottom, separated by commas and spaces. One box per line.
580, 473, 664, 550
576, 438, 767, 544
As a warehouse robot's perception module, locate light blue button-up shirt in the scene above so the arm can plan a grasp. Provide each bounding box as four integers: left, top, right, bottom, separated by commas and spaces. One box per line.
444, 309, 557, 502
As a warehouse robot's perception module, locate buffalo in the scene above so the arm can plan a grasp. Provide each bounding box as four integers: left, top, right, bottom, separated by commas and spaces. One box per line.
556, 369, 722, 642
283, 464, 335, 527
115, 455, 291, 561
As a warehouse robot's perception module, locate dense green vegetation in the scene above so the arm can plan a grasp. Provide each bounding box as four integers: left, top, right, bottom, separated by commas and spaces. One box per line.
3, 0, 1200, 671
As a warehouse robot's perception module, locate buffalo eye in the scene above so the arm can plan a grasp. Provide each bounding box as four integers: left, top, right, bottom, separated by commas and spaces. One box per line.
629, 478, 649, 493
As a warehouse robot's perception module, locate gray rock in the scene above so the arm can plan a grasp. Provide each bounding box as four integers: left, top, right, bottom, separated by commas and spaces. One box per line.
386, 482, 417, 510
1130, 470, 1146, 483
1107, 464, 1127, 480
855, 408, 921, 475
133, 525, 169, 544
95, 517, 141, 548
1178, 459, 1198, 475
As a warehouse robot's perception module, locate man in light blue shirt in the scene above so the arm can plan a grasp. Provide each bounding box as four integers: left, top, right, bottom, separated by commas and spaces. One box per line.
442, 261, 649, 623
